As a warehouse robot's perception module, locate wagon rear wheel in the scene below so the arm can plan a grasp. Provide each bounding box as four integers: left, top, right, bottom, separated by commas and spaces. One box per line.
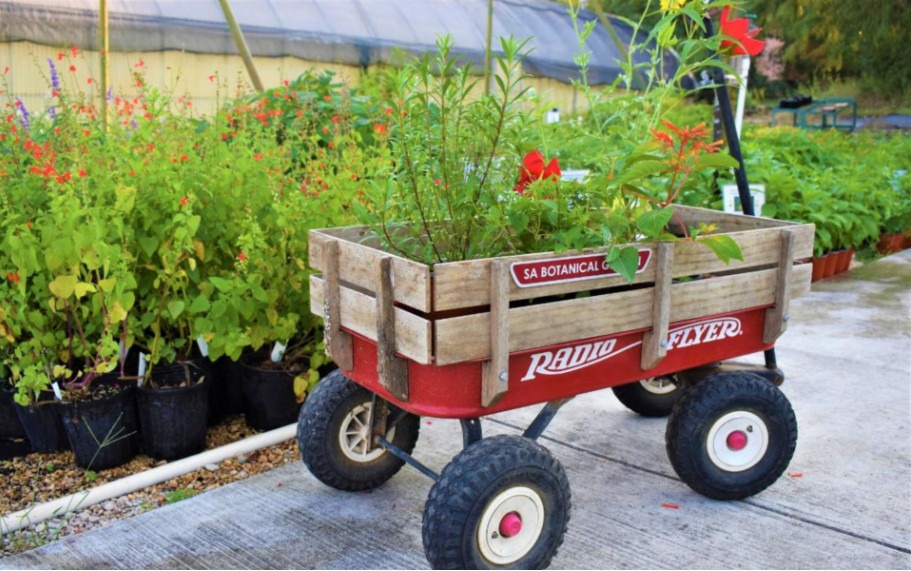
422, 435, 571, 570
665, 371, 797, 500
612, 375, 688, 417
297, 369, 419, 492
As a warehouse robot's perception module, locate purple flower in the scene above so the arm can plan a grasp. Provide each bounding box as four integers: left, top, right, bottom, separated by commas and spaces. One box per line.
47, 58, 60, 90
14, 98, 29, 130
48, 106, 56, 118
107, 85, 113, 100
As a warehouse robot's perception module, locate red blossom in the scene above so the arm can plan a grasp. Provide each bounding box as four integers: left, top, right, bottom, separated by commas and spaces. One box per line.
57, 53, 64, 61
384, 107, 392, 115
78, 169, 87, 177
237, 252, 247, 262
71, 45, 79, 57
254, 153, 263, 161
514, 150, 561, 195
180, 195, 188, 207
69, 65, 76, 72
323, 95, 331, 102
719, 6, 765, 56
373, 123, 386, 135
6, 272, 19, 283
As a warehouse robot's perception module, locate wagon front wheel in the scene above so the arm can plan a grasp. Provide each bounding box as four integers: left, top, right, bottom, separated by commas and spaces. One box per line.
665, 371, 797, 500
422, 435, 571, 569
297, 369, 419, 492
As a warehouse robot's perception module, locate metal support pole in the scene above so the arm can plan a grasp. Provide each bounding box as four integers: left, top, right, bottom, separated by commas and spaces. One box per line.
484, 0, 494, 95
99, 0, 110, 130
704, 16, 777, 369
217, 0, 264, 92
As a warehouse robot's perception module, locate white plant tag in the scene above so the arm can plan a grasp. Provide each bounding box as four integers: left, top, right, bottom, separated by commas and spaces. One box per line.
271, 341, 287, 363
137, 353, 147, 386
196, 335, 210, 358
51, 381, 63, 400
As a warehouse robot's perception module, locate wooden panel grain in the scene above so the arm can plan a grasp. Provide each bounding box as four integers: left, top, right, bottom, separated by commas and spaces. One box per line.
310, 275, 433, 365
376, 258, 409, 401
641, 242, 673, 371
309, 229, 432, 313
432, 224, 814, 311
321, 240, 353, 371
481, 260, 511, 407
434, 267, 808, 364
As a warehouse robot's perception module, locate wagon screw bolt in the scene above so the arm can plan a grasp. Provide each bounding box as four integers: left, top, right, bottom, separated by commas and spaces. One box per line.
659, 339, 668, 349
499, 371, 508, 382
746, 425, 753, 433
783, 313, 790, 322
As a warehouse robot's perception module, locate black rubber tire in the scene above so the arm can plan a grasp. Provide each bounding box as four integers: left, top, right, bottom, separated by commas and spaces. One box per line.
422, 435, 571, 570
665, 371, 797, 501
612, 375, 688, 417
297, 369, 419, 491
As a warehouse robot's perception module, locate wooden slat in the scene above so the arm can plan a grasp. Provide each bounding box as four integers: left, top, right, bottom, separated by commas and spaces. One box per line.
310, 275, 433, 365
321, 241, 353, 371
376, 257, 409, 401
434, 266, 811, 365
309, 229, 432, 313
763, 229, 796, 343
673, 205, 788, 232
641, 242, 674, 371
481, 260, 510, 407
432, 224, 814, 311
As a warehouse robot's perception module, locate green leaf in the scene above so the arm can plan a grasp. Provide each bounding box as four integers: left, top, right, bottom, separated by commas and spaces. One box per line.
138, 236, 158, 258
698, 153, 740, 170
606, 246, 640, 284
209, 277, 234, 293
617, 159, 665, 183
698, 235, 744, 264
188, 295, 210, 314
167, 300, 185, 319
74, 282, 96, 299
636, 208, 674, 239
48, 275, 77, 299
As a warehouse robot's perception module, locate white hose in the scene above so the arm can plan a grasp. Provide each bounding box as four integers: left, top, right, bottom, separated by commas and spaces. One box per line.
1, 423, 297, 534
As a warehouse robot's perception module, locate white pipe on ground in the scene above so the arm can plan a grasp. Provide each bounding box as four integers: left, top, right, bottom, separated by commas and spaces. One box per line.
1, 423, 297, 534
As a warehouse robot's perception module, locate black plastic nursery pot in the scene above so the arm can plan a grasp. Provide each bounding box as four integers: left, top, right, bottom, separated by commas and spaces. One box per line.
0, 384, 30, 459
208, 355, 245, 425
239, 351, 305, 431
59, 376, 140, 471
136, 360, 209, 461
0, 384, 27, 439
14, 392, 69, 453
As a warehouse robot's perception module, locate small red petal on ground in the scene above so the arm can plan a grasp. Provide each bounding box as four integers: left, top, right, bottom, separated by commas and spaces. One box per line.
425, 420, 433, 426
661, 502, 680, 510
788, 471, 804, 478
277, 482, 283, 488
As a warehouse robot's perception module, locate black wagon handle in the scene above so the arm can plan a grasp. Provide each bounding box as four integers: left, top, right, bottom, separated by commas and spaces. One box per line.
702, 14, 778, 369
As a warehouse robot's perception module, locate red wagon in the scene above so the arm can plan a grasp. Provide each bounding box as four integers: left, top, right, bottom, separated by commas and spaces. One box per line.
297, 205, 814, 569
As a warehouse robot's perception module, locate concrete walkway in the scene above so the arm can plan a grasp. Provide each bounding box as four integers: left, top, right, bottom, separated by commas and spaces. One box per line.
4, 251, 910, 569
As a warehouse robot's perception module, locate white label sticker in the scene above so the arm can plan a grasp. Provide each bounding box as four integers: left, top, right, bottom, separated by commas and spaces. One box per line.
271, 341, 287, 363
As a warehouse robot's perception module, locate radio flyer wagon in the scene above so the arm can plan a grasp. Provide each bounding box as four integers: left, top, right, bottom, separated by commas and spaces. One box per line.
296, 204, 814, 569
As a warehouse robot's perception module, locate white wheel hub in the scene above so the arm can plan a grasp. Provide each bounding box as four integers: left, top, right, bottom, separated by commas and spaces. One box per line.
339, 403, 395, 463
706, 411, 769, 472
477, 486, 545, 565
640, 376, 678, 395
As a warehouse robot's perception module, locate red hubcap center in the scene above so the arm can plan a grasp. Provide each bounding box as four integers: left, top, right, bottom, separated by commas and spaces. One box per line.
727, 430, 748, 451
499, 512, 523, 538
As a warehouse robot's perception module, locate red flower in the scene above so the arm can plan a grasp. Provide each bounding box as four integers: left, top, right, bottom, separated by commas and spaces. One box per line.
6, 272, 19, 283
373, 123, 386, 135
180, 195, 188, 207
78, 169, 87, 177
69, 65, 76, 72
71, 45, 79, 57
514, 150, 561, 195
719, 6, 765, 56
237, 252, 247, 262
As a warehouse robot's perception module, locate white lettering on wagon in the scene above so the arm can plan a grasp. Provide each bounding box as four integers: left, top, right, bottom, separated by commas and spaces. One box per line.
519, 317, 743, 382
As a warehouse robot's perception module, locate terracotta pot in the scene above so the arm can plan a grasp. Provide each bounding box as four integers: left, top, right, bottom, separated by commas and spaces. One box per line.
877, 233, 903, 255
834, 249, 854, 274
823, 251, 838, 278
811, 255, 828, 282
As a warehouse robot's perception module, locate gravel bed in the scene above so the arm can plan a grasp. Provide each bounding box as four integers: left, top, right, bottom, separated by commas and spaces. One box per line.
0, 414, 299, 557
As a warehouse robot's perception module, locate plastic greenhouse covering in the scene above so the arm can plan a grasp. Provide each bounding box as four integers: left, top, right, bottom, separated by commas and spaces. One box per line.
0, 0, 672, 86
